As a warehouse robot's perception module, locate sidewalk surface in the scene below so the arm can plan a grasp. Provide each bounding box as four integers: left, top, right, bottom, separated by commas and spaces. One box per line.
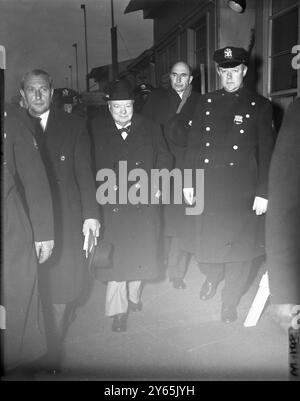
50, 257, 288, 381
3, 257, 289, 381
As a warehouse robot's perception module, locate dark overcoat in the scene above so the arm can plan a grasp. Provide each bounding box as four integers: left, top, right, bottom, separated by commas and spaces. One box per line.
91, 112, 172, 282
182, 87, 275, 263
17, 107, 99, 304
142, 87, 200, 236
266, 98, 300, 304
3, 105, 54, 368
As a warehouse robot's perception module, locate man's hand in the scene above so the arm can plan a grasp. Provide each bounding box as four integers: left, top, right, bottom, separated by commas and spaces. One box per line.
252, 196, 268, 215
35, 240, 54, 264
82, 219, 101, 257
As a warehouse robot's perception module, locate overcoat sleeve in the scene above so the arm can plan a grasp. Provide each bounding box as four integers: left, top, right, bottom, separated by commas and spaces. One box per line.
266, 98, 300, 304
74, 119, 100, 221
182, 97, 204, 187
10, 115, 54, 241
152, 121, 173, 170
256, 98, 275, 198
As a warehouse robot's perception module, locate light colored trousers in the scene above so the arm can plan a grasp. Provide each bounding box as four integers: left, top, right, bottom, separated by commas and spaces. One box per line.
105, 280, 142, 316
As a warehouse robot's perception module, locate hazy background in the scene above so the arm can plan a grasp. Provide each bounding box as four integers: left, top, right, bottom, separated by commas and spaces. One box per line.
0, 0, 153, 100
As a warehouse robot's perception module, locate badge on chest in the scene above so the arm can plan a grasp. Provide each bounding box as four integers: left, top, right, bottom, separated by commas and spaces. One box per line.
234, 115, 244, 125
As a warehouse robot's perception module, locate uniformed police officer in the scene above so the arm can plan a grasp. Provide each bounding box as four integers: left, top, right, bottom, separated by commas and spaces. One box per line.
182, 47, 275, 323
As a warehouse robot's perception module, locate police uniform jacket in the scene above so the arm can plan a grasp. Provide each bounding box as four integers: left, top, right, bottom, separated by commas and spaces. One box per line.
142, 86, 200, 236
92, 112, 172, 282
3, 104, 54, 368
182, 87, 275, 263
17, 107, 99, 304
266, 98, 300, 304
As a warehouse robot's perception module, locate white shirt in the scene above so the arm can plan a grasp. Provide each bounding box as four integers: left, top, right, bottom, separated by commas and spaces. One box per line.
39, 110, 50, 131
115, 122, 131, 140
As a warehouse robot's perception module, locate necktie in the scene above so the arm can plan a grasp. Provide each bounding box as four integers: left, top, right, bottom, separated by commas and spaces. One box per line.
32, 116, 44, 149
31, 116, 49, 167
118, 126, 130, 140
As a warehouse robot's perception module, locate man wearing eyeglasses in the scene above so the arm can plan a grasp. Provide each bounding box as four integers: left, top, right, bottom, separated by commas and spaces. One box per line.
142, 61, 201, 291
182, 47, 275, 323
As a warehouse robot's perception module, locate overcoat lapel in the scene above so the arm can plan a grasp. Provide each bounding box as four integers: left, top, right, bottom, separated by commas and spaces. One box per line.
44, 108, 68, 157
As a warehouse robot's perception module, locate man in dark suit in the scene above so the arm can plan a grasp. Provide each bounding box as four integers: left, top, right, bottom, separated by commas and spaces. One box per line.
182, 47, 275, 323
19, 69, 100, 368
142, 61, 200, 290
91, 79, 172, 332
266, 98, 300, 326
3, 104, 54, 373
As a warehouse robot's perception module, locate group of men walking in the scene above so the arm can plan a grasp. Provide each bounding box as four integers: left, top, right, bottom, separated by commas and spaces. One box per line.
3, 44, 299, 375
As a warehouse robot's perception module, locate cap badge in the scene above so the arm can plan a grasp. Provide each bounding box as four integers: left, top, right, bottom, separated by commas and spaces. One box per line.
224, 48, 233, 59
234, 115, 243, 125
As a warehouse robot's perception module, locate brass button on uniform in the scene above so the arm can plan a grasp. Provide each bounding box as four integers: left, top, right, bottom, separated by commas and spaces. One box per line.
207, 99, 212, 103
206, 111, 210, 115
206, 127, 211, 132
204, 159, 209, 164
240, 129, 245, 134
229, 162, 235, 166
246, 114, 250, 118
206, 142, 210, 147
233, 145, 238, 150
60, 155, 65, 161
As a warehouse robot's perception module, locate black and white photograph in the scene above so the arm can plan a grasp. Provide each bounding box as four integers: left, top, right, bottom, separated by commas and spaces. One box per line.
1, 0, 300, 385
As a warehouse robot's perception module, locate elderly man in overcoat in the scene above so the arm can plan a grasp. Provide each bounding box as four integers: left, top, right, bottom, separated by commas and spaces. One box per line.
3, 104, 54, 373
91, 79, 172, 332
19, 69, 100, 367
266, 98, 300, 325
142, 61, 200, 290
182, 47, 275, 323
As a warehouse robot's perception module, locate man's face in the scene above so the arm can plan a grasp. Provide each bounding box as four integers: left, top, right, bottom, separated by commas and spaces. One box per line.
217, 64, 248, 93
169, 63, 193, 94
20, 74, 53, 117
108, 100, 134, 127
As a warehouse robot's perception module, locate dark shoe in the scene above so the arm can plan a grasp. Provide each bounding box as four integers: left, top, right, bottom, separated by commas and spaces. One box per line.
221, 304, 238, 323
128, 300, 143, 312
200, 279, 219, 300
171, 278, 186, 289
112, 313, 127, 332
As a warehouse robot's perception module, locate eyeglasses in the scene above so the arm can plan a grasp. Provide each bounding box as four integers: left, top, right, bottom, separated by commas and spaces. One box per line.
170, 72, 189, 80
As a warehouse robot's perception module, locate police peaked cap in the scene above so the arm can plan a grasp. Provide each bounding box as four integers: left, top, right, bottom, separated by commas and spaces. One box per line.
105, 79, 134, 101
213, 46, 249, 67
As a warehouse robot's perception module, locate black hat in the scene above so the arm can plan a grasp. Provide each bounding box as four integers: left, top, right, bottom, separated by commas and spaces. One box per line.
213, 47, 248, 68
105, 79, 134, 101
165, 114, 191, 148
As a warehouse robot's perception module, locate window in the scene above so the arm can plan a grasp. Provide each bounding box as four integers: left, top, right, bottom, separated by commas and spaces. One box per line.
188, 15, 210, 94
270, 0, 299, 94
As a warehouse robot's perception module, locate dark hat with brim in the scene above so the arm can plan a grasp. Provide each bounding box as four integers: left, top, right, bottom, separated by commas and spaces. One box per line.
105, 79, 134, 101
213, 46, 248, 67
165, 114, 191, 148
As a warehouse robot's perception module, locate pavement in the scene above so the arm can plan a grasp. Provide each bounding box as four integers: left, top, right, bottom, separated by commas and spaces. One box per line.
3, 257, 290, 382
41, 257, 289, 381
